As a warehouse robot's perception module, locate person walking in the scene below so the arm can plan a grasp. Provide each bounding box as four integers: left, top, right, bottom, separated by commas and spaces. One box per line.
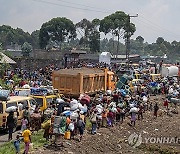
153, 103, 159, 118
102, 109, 107, 127
14, 135, 20, 154
77, 117, 85, 142
21, 116, 28, 132
22, 126, 32, 154
90, 110, 97, 135
6, 111, 15, 141
23, 106, 30, 123
130, 111, 137, 127
138, 104, 144, 120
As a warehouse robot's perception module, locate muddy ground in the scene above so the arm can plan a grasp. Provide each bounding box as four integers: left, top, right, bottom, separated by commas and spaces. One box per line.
31, 95, 180, 154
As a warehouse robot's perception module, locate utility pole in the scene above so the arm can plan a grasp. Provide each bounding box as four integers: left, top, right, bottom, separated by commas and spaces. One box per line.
125, 14, 138, 69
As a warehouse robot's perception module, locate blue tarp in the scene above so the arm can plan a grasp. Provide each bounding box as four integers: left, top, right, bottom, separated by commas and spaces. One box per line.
0, 90, 10, 101
30, 88, 48, 95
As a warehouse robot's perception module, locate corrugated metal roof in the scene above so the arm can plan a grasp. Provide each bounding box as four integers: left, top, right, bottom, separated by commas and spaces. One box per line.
111, 54, 140, 59
71, 50, 87, 54
0, 52, 16, 64
79, 54, 99, 60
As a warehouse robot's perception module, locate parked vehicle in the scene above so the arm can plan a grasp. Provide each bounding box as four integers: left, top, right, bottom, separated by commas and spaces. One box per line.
161, 66, 179, 77
52, 68, 116, 96
32, 95, 58, 112
0, 96, 36, 130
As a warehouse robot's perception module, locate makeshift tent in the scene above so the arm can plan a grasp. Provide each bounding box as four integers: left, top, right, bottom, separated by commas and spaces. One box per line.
99, 52, 111, 65
0, 52, 16, 64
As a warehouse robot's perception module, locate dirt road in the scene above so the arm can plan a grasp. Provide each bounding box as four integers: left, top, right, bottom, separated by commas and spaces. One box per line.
0, 130, 21, 146
30, 96, 180, 154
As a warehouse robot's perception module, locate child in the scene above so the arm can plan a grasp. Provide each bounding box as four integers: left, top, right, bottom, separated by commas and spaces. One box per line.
149, 102, 153, 111
22, 126, 32, 154
153, 103, 159, 118
14, 135, 20, 154
77, 117, 85, 142
21, 116, 28, 132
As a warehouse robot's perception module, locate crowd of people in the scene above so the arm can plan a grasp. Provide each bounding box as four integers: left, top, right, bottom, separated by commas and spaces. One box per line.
1, 61, 179, 154
37, 73, 179, 149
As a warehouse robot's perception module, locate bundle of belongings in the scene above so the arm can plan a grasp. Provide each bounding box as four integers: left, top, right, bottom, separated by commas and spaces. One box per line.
31, 112, 41, 131
53, 116, 66, 135
0, 90, 10, 101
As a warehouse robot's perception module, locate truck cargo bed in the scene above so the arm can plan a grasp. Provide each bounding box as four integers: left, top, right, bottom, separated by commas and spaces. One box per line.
52, 68, 107, 96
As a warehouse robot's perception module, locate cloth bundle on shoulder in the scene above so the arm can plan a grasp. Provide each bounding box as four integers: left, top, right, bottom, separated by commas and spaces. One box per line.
130, 107, 139, 113
68, 122, 74, 131
170, 98, 180, 104
96, 104, 103, 114
70, 111, 79, 120
70, 99, 78, 111
53, 116, 66, 135
56, 98, 65, 104
142, 96, 148, 103
31, 113, 41, 120
80, 94, 90, 105
6, 106, 17, 113
41, 119, 51, 129
117, 103, 124, 108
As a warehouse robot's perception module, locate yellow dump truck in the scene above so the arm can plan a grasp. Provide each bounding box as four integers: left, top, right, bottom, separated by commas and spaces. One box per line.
52, 68, 116, 96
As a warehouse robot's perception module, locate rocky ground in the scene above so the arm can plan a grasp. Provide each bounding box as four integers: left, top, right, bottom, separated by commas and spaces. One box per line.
31, 95, 180, 154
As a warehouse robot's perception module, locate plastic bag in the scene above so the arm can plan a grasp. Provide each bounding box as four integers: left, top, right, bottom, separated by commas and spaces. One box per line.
70, 99, 78, 111
68, 123, 74, 131
29, 143, 33, 151
56, 98, 65, 104
41, 120, 51, 129
143, 96, 148, 103
81, 104, 88, 113
70, 112, 79, 120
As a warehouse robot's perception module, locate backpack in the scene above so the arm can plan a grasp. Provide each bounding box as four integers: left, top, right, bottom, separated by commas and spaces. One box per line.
77, 120, 85, 128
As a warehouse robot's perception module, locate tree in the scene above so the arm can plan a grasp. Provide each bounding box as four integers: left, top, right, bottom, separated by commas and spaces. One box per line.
39, 17, 76, 50
136, 36, 144, 44
0, 25, 34, 49
31, 30, 40, 49
76, 18, 100, 52
89, 30, 100, 52
21, 42, 32, 57
156, 37, 164, 45
100, 11, 136, 54
0, 43, 2, 57
76, 18, 93, 49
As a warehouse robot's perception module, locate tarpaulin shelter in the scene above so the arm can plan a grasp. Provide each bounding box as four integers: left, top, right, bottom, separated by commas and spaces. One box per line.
99, 52, 111, 65
0, 52, 16, 64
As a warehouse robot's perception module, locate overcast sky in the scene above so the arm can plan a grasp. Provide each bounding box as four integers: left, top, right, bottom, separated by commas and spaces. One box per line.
0, 0, 180, 43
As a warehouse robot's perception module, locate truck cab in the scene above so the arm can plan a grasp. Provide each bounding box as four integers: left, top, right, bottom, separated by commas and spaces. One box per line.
107, 71, 116, 90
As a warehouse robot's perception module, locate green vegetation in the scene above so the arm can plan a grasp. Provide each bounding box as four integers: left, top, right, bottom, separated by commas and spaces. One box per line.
138, 143, 179, 154
21, 42, 32, 57
0, 11, 179, 62
0, 130, 46, 154
39, 17, 76, 50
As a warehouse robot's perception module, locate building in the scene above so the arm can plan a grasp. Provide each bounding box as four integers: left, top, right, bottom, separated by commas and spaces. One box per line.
111, 54, 141, 63
0, 52, 16, 64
